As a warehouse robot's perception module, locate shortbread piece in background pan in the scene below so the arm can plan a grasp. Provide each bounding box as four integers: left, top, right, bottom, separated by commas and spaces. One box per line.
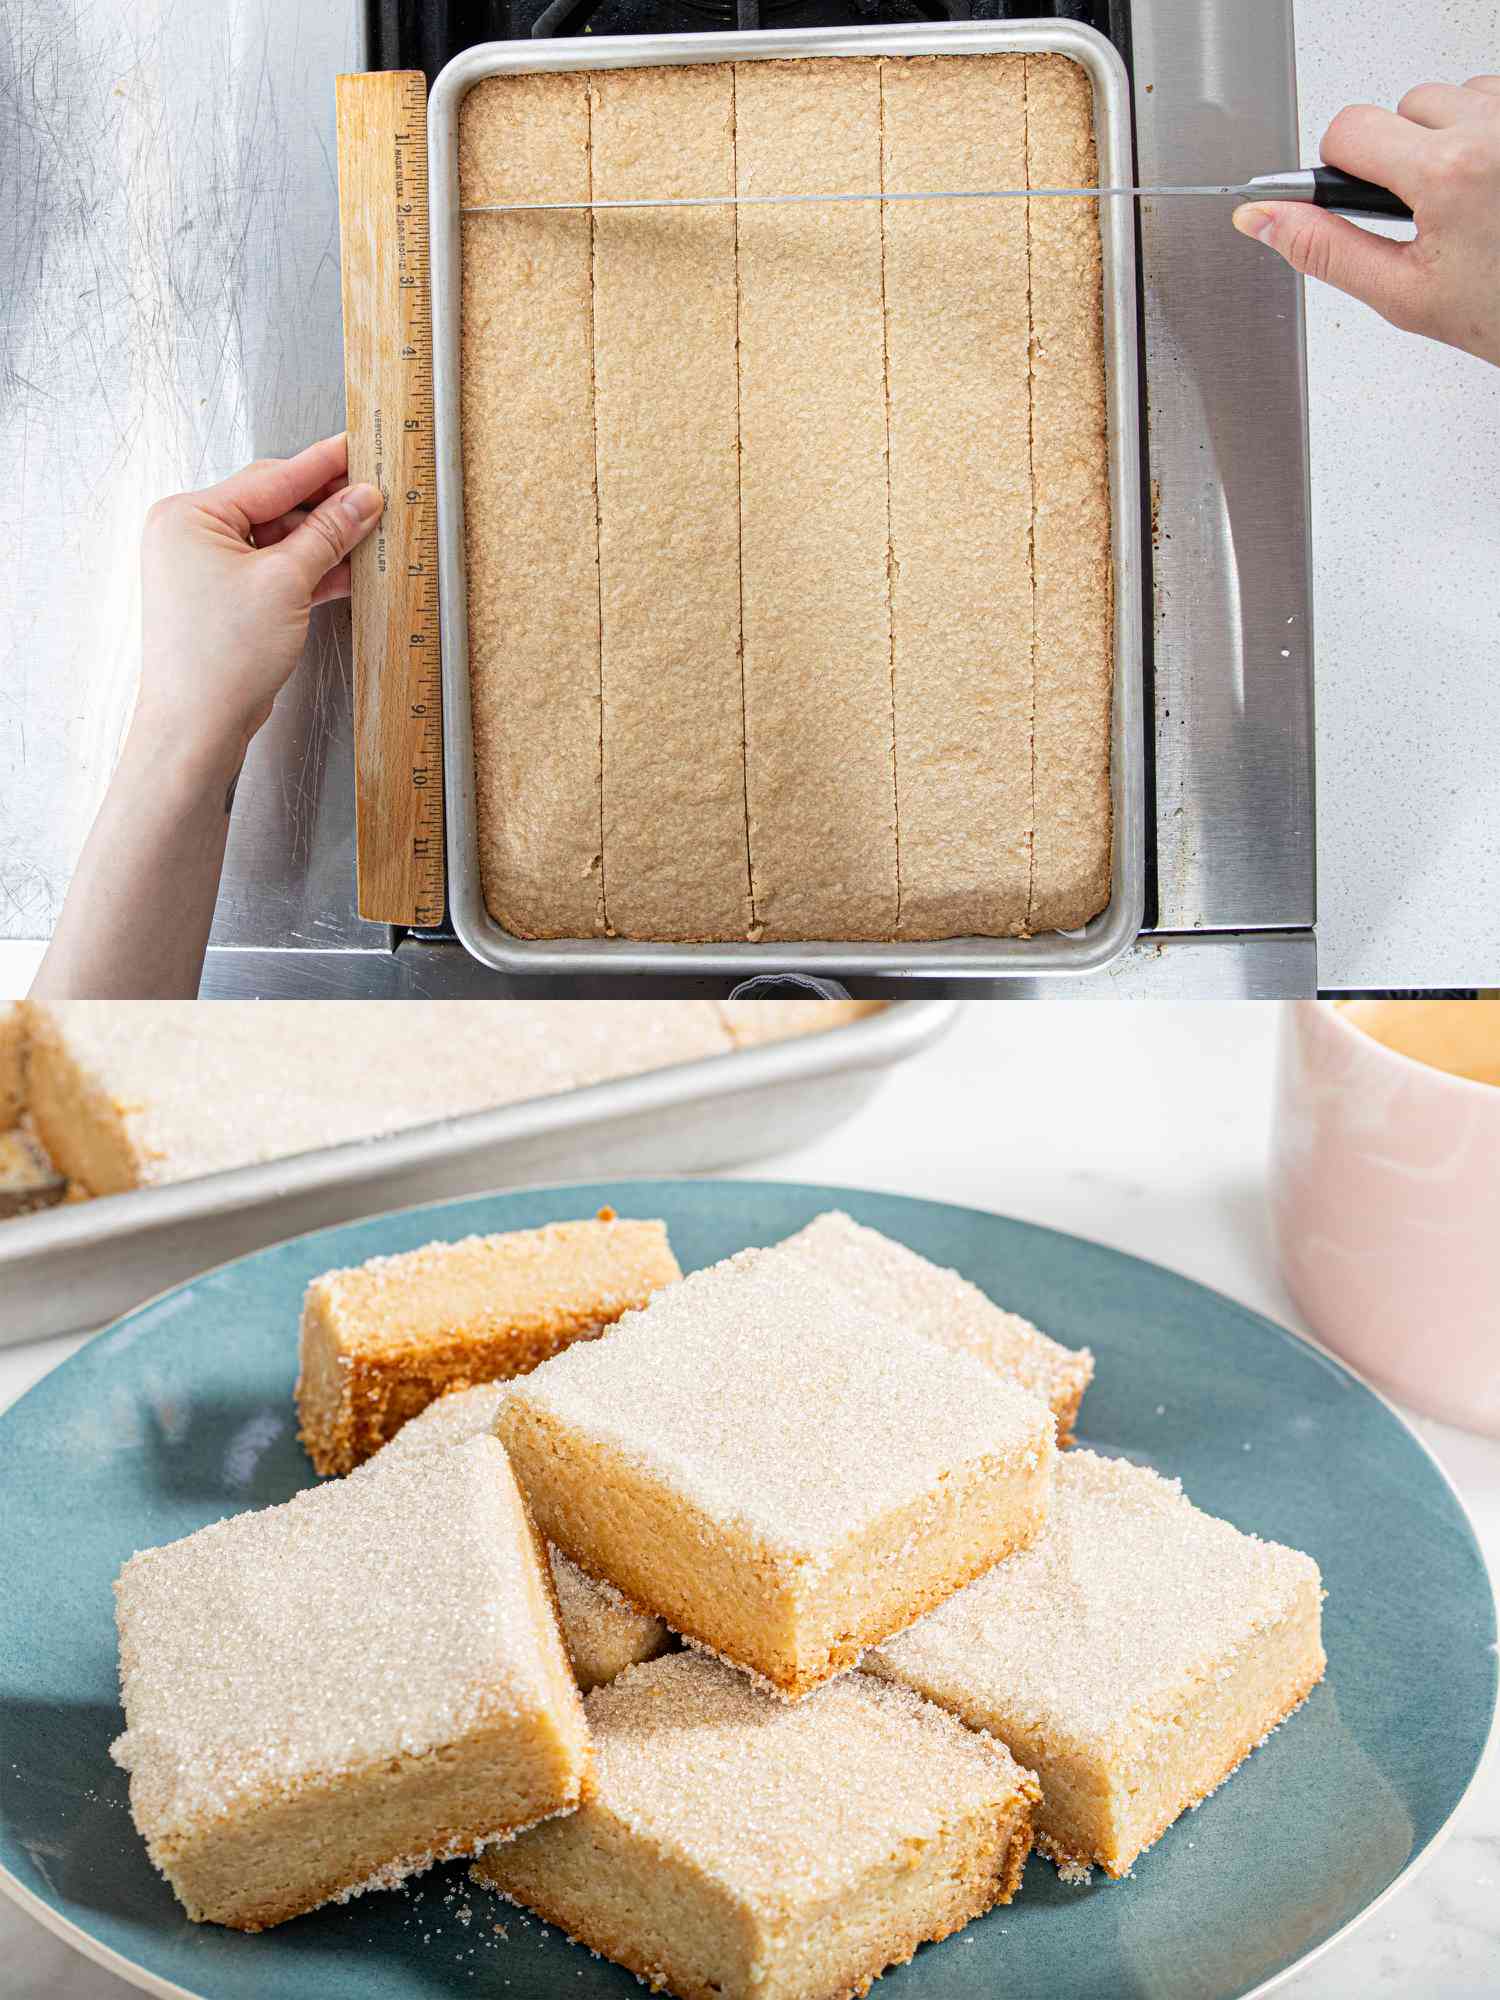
497, 1245, 1056, 1697
779, 1209, 1094, 1442
374, 1382, 673, 1691
297, 1214, 681, 1475
0, 1128, 68, 1219
476, 1652, 1039, 2000
866, 1450, 1326, 1879
19, 1002, 736, 1194
111, 1439, 591, 1931
0, 1004, 23, 1129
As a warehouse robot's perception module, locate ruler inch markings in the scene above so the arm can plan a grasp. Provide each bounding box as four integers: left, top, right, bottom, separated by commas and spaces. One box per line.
337, 68, 447, 931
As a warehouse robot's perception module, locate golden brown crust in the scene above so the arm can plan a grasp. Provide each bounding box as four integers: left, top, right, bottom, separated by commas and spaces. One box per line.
786, 1518, 1046, 1699
298, 1315, 616, 1478
296, 1218, 682, 1477
21, 1004, 152, 1194
995, 1803, 1038, 1906
1053, 1374, 1089, 1449
601, 1501, 1049, 1703
0, 1005, 25, 1132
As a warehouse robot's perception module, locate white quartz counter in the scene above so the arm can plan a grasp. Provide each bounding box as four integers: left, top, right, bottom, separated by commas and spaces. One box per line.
1298, 0, 1500, 987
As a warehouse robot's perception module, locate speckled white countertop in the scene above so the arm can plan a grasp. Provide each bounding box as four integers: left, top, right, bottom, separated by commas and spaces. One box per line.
1298, 0, 1500, 989
1, 1001, 1495, 1998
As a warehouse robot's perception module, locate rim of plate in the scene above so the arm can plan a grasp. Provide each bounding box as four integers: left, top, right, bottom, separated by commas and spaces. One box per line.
1, 1174, 1495, 2000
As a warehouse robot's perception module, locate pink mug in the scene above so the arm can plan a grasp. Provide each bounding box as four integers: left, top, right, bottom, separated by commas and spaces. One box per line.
1270, 1002, 1500, 1437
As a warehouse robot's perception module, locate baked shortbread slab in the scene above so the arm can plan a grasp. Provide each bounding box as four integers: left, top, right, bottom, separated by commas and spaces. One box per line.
866, 1450, 1326, 1879
111, 1438, 591, 1930
497, 1246, 1056, 1696
777, 1210, 1094, 1443
375, 1383, 673, 1691
297, 1214, 681, 1475
476, 1652, 1039, 2000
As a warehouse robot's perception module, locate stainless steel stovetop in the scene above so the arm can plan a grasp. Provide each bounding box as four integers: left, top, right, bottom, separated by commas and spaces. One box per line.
0, 0, 1315, 998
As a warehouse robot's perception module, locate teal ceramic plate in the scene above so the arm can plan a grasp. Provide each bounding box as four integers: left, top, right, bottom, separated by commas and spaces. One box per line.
0, 1180, 1494, 2000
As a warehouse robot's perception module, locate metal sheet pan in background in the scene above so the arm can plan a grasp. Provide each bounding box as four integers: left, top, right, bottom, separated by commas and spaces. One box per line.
0, 1001, 957, 1347
429, 20, 1145, 982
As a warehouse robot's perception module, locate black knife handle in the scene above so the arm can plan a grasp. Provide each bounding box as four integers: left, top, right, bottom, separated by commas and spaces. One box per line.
1311, 167, 1413, 221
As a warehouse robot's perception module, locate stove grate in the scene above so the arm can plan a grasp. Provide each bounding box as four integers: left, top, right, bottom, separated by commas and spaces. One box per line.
365, 0, 1129, 74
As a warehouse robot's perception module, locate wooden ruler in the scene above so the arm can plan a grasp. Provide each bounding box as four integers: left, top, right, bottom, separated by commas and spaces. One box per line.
336, 69, 446, 929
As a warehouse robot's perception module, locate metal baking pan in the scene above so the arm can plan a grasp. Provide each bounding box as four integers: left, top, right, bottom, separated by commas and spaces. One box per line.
0, 1001, 956, 1346
429, 20, 1144, 981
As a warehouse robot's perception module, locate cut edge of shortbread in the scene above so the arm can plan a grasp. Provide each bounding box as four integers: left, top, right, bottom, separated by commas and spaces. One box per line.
497, 1244, 1056, 1697
0, 1003, 25, 1132
475, 1654, 1040, 2000
21, 1002, 156, 1194
372, 1381, 674, 1692
866, 1449, 1326, 1880
296, 1214, 682, 1476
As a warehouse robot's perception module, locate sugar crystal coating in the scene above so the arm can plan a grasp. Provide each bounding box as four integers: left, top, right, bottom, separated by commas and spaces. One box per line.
486, 1651, 1034, 1911
374, 1380, 514, 1461
776, 1210, 1092, 1428
112, 1438, 572, 1842
506, 1243, 1054, 1560
867, 1450, 1323, 1753
307, 1218, 679, 1353
374, 1384, 671, 1683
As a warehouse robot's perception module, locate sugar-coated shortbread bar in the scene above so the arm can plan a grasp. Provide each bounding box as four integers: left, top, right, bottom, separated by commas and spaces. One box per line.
374, 1382, 673, 1691
498, 1243, 1056, 1697
476, 1651, 1040, 2000
776, 1210, 1094, 1441
866, 1450, 1326, 1878
111, 1438, 591, 1929
20, 1001, 736, 1193
297, 1214, 681, 1475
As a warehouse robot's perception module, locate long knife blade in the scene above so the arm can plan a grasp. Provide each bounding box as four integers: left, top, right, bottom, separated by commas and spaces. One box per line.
459, 169, 1411, 220
462, 184, 1241, 214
